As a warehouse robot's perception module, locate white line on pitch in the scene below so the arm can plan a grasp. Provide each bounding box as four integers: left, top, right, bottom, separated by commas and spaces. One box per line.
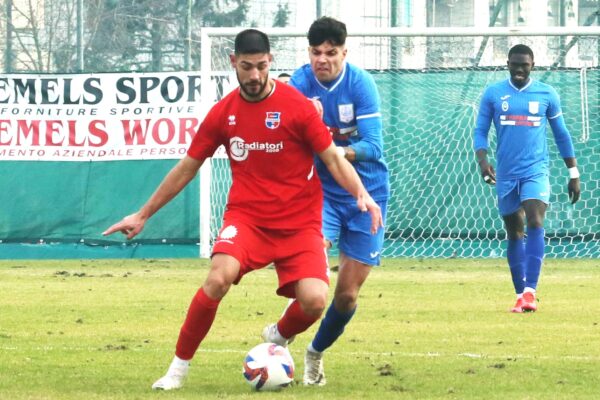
1, 346, 600, 362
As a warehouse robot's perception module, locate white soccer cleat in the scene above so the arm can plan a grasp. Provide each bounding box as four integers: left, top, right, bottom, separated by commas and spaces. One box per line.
261, 323, 295, 347
151, 357, 190, 390
152, 374, 186, 391
303, 349, 326, 386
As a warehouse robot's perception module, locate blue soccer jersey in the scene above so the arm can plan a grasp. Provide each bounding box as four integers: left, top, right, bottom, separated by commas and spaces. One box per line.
290, 62, 389, 202
473, 78, 575, 180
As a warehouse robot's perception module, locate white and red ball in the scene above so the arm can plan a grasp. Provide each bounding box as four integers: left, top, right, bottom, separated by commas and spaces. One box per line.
243, 342, 294, 391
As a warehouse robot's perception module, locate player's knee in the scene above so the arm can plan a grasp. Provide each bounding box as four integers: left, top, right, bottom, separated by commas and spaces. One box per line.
334, 290, 358, 312
203, 256, 239, 299
506, 231, 524, 240
298, 292, 327, 317
203, 274, 233, 299
527, 218, 544, 229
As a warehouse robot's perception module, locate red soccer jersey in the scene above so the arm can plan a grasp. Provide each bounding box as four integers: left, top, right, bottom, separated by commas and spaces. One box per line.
188, 81, 332, 230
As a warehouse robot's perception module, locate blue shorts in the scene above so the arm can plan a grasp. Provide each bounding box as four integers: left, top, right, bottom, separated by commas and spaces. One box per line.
496, 174, 550, 216
322, 199, 387, 266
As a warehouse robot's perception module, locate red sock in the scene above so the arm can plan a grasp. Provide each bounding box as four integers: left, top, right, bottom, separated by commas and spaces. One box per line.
175, 288, 220, 360
277, 299, 321, 339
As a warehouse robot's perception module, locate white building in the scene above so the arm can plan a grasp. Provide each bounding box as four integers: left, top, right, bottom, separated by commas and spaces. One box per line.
242, 0, 598, 69
245, 0, 599, 29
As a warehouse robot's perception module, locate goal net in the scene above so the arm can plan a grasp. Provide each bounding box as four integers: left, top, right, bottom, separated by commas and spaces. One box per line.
198, 27, 600, 259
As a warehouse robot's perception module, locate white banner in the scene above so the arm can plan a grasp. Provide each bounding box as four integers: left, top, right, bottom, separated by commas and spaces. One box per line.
0, 72, 207, 161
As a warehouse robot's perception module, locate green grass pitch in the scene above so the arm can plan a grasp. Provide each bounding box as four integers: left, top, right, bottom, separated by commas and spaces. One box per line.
1, 258, 599, 399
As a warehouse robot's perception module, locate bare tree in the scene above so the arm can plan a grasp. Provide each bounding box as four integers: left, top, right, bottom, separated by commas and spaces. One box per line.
49, 0, 78, 72
273, 2, 290, 27
0, 2, 6, 72
5, 0, 249, 73
11, 0, 47, 71
85, 0, 249, 72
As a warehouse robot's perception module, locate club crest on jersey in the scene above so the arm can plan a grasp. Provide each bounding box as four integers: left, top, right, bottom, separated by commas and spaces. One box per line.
529, 101, 539, 114
265, 112, 281, 129
338, 104, 354, 123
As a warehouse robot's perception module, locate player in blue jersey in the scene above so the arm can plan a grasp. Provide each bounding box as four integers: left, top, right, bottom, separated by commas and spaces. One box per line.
262, 17, 389, 385
474, 44, 580, 313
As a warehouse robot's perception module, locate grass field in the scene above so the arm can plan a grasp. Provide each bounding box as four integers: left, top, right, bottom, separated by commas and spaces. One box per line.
1, 258, 599, 399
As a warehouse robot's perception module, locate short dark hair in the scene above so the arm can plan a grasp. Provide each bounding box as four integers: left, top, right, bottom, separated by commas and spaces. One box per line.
508, 44, 534, 60
307, 17, 347, 47
277, 72, 291, 78
234, 29, 270, 55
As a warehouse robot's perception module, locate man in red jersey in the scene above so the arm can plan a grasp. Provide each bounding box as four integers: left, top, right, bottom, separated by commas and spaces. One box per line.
103, 28, 382, 391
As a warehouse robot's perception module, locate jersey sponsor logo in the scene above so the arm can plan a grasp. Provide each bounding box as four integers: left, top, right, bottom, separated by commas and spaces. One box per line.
501, 101, 509, 111
528, 101, 540, 114
228, 115, 236, 126
265, 112, 281, 129
501, 95, 511, 100
500, 115, 541, 127
229, 136, 284, 161
338, 104, 354, 123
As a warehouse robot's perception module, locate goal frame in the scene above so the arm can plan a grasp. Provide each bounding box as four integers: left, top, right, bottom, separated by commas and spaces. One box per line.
198, 26, 600, 258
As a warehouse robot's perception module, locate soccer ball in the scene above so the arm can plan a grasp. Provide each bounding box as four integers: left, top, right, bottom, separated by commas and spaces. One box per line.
242, 342, 294, 391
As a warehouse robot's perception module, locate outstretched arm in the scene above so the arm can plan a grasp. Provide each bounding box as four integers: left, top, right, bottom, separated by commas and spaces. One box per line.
317, 142, 383, 234
103, 155, 204, 239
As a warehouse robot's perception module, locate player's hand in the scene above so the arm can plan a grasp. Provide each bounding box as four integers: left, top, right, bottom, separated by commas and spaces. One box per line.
357, 193, 383, 234
103, 213, 146, 240
568, 177, 580, 204
310, 97, 324, 119
479, 160, 496, 185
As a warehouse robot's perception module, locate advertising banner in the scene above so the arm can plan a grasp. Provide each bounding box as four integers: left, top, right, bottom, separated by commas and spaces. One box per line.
0, 72, 205, 161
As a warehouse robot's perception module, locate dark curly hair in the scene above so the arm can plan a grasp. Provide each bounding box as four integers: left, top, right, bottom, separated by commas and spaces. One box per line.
307, 17, 347, 47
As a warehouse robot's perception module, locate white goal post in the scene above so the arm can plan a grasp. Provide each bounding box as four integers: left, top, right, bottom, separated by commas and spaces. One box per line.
198, 26, 600, 259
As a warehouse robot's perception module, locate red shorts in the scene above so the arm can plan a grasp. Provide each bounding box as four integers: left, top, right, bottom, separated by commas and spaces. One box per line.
212, 220, 330, 298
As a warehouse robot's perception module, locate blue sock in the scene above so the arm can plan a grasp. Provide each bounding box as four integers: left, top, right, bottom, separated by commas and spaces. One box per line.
507, 238, 525, 294
311, 301, 356, 353
524, 227, 545, 290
